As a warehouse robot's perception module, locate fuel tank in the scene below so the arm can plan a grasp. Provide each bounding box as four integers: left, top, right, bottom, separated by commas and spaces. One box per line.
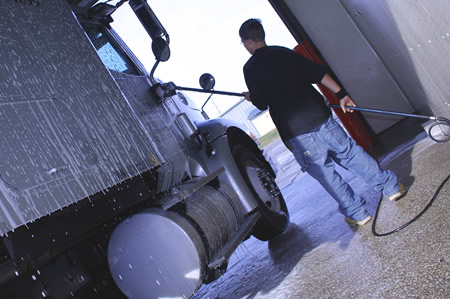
107, 183, 244, 298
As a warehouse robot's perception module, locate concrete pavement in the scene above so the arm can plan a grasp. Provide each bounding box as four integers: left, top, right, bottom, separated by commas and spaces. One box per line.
193, 133, 449, 298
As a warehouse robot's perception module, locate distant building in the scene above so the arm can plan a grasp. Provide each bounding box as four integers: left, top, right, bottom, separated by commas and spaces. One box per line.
220, 99, 276, 138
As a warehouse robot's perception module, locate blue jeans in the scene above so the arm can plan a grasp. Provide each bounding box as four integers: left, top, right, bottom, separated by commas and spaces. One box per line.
286, 117, 399, 221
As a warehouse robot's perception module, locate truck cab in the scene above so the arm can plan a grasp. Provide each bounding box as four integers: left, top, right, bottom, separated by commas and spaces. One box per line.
0, 0, 289, 297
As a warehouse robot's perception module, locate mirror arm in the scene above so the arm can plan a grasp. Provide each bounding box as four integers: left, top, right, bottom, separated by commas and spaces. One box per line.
148, 60, 160, 85
201, 93, 214, 113
129, 0, 169, 44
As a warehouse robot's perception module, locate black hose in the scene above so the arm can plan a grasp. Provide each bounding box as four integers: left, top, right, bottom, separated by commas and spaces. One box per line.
372, 174, 450, 237
428, 119, 450, 143
333, 105, 450, 236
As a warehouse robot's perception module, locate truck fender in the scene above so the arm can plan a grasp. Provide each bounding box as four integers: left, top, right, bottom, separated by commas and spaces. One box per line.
195, 118, 247, 142
196, 118, 276, 178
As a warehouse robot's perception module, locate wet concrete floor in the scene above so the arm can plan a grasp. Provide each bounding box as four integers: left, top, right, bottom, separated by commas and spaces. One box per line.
193, 134, 450, 298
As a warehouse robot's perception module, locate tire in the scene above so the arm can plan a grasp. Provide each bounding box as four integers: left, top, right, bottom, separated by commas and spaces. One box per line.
232, 144, 289, 241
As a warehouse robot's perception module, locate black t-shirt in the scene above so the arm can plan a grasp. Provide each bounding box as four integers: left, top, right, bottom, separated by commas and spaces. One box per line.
243, 46, 331, 141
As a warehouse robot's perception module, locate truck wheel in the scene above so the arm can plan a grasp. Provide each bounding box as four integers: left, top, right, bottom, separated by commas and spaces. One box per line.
232, 144, 289, 241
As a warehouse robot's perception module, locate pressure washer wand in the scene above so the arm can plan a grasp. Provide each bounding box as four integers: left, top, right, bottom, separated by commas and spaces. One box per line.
329, 104, 449, 143
329, 104, 437, 120
175, 86, 446, 124
176, 86, 244, 97
175, 88, 438, 121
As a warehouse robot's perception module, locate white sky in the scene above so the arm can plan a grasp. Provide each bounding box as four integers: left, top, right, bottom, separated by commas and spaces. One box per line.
111, 0, 297, 117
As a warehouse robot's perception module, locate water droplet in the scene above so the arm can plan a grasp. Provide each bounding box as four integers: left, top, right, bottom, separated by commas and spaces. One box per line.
32, 275, 37, 280
41, 291, 47, 297
128, 264, 133, 270
156, 280, 160, 286
15, 271, 19, 276
119, 274, 123, 281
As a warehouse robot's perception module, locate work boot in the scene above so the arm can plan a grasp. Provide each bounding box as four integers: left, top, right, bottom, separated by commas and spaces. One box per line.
345, 215, 372, 226
388, 183, 407, 201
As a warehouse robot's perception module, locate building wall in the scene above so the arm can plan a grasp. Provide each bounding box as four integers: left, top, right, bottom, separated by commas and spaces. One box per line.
271, 0, 450, 134
220, 99, 264, 137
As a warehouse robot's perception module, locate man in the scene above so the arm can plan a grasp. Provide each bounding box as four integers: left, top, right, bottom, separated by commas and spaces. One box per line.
239, 18, 406, 226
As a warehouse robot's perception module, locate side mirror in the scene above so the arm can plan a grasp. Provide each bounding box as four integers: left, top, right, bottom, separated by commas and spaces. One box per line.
152, 37, 170, 62
199, 73, 215, 91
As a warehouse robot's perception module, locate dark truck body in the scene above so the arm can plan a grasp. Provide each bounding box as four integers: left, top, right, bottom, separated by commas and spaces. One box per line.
0, 0, 289, 297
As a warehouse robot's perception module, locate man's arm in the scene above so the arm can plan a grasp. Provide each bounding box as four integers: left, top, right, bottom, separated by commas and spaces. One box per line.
243, 61, 269, 111
320, 73, 355, 113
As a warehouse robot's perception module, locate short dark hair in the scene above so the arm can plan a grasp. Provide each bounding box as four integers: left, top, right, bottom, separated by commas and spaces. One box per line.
239, 18, 265, 42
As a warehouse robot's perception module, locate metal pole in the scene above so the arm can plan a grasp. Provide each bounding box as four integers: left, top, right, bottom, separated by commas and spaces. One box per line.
175, 86, 437, 121
329, 104, 436, 120
176, 86, 244, 97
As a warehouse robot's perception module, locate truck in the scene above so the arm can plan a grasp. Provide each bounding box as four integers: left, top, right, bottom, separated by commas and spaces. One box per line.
3, 0, 448, 298
0, 0, 289, 297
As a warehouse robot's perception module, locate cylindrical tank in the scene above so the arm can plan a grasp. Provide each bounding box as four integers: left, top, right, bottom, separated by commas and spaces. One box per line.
107, 184, 244, 298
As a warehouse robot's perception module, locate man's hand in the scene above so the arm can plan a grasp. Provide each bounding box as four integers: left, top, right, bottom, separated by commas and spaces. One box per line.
320, 74, 357, 113
243, 91, 251, 102
340, 96, 356, 113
